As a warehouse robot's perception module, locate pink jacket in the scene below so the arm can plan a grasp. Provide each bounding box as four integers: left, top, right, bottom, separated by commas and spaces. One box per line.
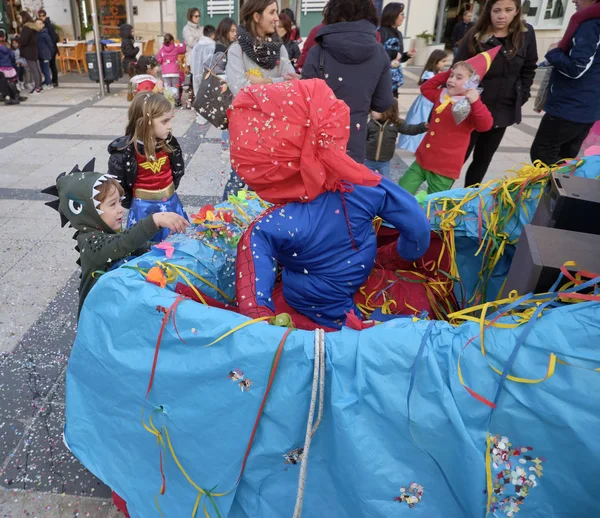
156, 42, 186, 76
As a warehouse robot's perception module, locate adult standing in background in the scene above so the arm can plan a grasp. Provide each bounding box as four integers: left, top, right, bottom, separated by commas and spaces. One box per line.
378, 2, 416, 97
281, 7, 301, 41
277, 12, 301, 70
530, 0, 600, 166
455, 0, 537, 187
224, 0, 298, 198
38, 9, 59, 87
183, 7, 203, 66
451, 8, 474, 57
301, 0, 394, 163
18, 11, 43, 94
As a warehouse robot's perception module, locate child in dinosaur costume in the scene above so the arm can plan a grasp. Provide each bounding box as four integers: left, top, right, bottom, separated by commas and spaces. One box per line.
229, 79, 435, 330
42, 159, 188, 316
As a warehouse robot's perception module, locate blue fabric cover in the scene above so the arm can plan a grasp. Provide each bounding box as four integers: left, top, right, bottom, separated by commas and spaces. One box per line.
65, 160, 600, 517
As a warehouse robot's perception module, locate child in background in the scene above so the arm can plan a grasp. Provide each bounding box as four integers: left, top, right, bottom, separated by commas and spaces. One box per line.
156, 33, 186, 106
365, 102, 428, 178
190, 25, 217, 109
128, 55, 164, 94
0, 30, 26, 104
398, 47, 499, 196
107, 92, 188, 242
10, 36, 27, 87
36, 18, 54, 88
398, 49, 449, 153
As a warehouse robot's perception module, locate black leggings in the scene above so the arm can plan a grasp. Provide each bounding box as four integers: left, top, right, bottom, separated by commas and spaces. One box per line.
463, 126, 507, 187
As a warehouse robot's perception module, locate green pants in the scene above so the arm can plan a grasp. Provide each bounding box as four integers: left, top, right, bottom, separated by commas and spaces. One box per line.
398, 161, 455, 195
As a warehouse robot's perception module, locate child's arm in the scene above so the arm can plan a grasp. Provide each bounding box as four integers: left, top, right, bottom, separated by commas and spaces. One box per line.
377, 177, 431, 261
397, 121, 428, 136
420, 69, 451, 103
156, 47, 165, 64
466, 90, 494, 133
122, 40, 139, 59
80, 214, 188, 267
177, 43, 187, 56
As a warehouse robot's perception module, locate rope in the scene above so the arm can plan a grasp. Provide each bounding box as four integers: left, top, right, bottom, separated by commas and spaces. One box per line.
293, 328, 326, 518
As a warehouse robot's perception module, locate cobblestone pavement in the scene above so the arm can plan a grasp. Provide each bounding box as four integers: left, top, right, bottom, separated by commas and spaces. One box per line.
0, 68, 543, 517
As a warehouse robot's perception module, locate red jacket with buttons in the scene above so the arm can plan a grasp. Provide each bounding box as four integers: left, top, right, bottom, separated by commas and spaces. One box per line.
415, 69, 493, 180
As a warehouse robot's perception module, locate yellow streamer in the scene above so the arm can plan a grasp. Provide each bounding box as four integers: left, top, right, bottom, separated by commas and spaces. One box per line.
485, 433, 493, 513
204, 316, 271, 347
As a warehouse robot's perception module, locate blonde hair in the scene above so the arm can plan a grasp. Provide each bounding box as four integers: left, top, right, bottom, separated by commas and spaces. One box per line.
95, 178, 124, 203
125, 92, 174, 159
452, 61, 475, 76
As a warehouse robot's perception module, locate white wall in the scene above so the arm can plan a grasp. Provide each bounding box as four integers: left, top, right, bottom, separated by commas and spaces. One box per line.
130, 0, 177, 38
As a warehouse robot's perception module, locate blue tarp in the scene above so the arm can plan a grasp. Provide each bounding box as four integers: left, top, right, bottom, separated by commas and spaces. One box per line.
65, 160, 600, 517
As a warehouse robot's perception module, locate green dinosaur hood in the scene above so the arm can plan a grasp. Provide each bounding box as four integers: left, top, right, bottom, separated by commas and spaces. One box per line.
41, 159, 116, 234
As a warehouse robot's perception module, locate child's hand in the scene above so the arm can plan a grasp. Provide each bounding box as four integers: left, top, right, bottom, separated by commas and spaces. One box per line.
152, 212, 190, 234
465, 88, 480, 104
391, 59, 401, 69
424, 122, 430, 128
156, 79, 165, 93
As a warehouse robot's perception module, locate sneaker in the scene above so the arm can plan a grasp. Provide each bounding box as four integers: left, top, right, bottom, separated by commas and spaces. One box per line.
52, 83, 59, 88
5, 98, 21, 105
45, 84, 54, 89
17, 95, 28, 101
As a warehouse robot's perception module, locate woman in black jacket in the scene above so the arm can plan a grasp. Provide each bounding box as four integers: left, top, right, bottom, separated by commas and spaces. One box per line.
277, 12, 301, 71
455, 0, 537, 187
378, 2, 416, 97
18, 11, 43, 93
120, 24, 139, 76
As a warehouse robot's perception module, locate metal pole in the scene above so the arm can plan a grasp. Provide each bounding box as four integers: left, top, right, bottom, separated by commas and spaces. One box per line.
159, 0, 164, 36
435, 0, 447, 44
90, 0, 105, 97
404, 0, 412, 37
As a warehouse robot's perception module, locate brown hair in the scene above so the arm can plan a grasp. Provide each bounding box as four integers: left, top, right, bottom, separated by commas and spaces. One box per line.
215, 17, 237, 46
95, 178, 124, 203
379, 101, 404, 125
240, 0, 277, 36
467, 0, 526, 57
187, 7, 200, 22
19, 10, 34, 24
38, 9, 47, 16
163, 33, 174, 45
278, 12, 293, 42
419, 49, 449, 85
125, 92, 174, 158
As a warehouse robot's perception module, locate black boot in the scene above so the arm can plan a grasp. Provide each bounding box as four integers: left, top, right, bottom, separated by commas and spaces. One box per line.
5, 98, 21, 105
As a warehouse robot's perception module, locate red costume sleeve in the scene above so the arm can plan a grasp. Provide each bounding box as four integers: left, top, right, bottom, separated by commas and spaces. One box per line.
468, 98, 494, 133
420, 69, 451, 103
137, 80, 156, 92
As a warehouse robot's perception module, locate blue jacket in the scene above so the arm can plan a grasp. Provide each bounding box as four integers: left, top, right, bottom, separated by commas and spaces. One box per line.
301, 20, 394, 163
38, 28, 55, 61
545, 19, 600, 123
0, 45, 16, 69
240, 177, 431, 328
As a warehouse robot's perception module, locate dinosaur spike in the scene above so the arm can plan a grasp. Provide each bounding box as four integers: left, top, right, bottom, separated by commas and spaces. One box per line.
60, 213, 70, 228
93, 199, 101, 208
92, 188, 100, 198
70, 164, 81, 174
82, 158, 96, 172
96, 209, 104, 215
76, 258, 82, 267
45, 199, 60, 211
74, 245, 81, 253
41, 185, 59, 197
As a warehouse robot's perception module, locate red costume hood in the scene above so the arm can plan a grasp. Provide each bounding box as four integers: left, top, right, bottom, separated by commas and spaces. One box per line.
228, 79, 382, 204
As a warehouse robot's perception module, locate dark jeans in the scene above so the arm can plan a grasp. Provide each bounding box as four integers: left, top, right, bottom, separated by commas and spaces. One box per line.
530, 114, 594, 167
464, 126, 507, 187
16, 64, 25, 82
50, 55, 59, 86
222, 168, 246, 201
39, 59, 51, 86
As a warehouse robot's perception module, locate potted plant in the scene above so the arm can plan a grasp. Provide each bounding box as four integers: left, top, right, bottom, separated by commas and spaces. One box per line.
413, 30, 446, 66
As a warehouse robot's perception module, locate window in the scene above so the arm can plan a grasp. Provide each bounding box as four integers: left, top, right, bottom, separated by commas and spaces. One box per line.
523, 0, 569, 29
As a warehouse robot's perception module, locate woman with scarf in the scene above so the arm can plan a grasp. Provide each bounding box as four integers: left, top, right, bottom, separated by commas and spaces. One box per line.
224, 0, 298, 198
225, 0, 297, 97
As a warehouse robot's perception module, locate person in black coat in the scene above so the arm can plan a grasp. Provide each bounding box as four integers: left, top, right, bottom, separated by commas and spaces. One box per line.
38, 9, 59, 86
378, 2, 416, 97
451, 8, 474, 55
455, 0, 537, 187
120, 24, 139, 76
277, 12, 301, 71
18, 11, 43, 93
301, 0, 394, 164
36, 19, 55, 87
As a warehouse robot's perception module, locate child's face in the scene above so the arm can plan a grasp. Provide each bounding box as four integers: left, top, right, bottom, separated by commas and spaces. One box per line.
152, 110, 174, 140
446, 65, 472, 96
98, 187, 124, 231
36, 20, 44, 31
437, 57, 448, 71
371, 111, 383, 120
11, 39, 18, 49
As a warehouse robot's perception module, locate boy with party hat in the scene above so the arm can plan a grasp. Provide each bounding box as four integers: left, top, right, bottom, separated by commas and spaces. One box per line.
398, 46, 500, 195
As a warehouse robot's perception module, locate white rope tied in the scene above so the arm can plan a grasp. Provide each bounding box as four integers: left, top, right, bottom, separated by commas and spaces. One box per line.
292, 328, 325, 518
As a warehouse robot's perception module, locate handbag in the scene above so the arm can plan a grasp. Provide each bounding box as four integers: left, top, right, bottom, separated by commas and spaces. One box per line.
193, 50, 233, 130
534, 66, 552, 114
